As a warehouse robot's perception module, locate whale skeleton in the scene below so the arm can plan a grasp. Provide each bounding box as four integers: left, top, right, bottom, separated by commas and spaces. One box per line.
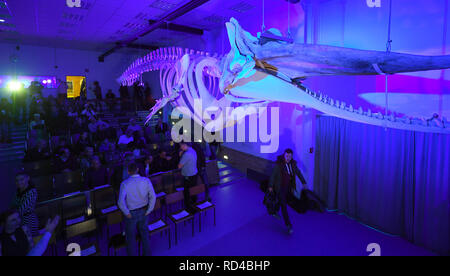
118, 18, 450, 133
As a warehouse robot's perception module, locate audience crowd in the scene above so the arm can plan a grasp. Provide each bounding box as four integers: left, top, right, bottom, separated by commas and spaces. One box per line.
0, 80, 218, 256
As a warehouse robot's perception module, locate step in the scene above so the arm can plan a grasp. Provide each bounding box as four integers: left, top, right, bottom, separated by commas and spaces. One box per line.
0, 145, 25, 152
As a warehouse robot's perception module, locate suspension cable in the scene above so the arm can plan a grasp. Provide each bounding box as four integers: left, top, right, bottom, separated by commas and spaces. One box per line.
385, 0, 393, 121
287, 0, 291, 38
262, 0, 265, 33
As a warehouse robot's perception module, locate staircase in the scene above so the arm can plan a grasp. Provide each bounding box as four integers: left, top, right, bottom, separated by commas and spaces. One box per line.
0, 124, 27, 162
216, 160, 245, 187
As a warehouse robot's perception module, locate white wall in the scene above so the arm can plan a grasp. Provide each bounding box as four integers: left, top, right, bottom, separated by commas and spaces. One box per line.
0, 43, 137, 99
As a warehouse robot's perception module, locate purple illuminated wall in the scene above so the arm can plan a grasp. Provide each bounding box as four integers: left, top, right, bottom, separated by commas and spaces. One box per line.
206, 0, 450, 189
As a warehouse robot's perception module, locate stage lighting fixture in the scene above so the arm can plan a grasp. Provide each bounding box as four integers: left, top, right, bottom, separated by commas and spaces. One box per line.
0, 19, 5, 22
223, 155, 229, 160
43, 80, 47, 84
8, 80, 21, 92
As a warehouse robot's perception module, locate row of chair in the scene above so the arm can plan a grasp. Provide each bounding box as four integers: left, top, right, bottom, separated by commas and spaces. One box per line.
33, 183, 216, 256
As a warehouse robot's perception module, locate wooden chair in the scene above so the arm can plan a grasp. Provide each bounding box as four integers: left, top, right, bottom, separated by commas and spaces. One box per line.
65, 218, 99, 255
33, 175, 55, 202
148, 198, 171, 249
165, 191, 194, 245
106, 210, 126, 256
150, 174, 165, 199
61, 193, 87, 227
190, 184, 216, 232
54, 170, 83, 196
23, 159, 54, 176
92, 186, 117, 217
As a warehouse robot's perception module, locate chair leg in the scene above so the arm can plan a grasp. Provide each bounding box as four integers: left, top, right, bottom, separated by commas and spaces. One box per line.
168, 228, 171, 249
175, 224, 178, 245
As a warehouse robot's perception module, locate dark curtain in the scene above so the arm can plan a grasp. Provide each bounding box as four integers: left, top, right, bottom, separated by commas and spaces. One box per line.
314, 116, 449, 255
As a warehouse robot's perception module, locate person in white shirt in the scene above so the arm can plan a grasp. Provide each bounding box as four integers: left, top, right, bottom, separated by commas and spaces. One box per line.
118, 130, 134, 146
117, 163, 156, 256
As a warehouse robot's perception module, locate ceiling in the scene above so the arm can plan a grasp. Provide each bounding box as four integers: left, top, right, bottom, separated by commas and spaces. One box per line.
0, 0, 265, 54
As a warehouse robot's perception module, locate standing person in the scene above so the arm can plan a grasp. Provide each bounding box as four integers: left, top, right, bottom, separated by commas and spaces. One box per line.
93, 81, 102, 110
178, 142, 198, 211
117, 163, 156, 256
11, 172, 39, 236
192, 142, 211, 201
268, 149, 307, 235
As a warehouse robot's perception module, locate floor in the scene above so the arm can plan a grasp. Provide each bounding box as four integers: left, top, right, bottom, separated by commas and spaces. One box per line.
98, 166, 434, 256
2, 158, 435, 256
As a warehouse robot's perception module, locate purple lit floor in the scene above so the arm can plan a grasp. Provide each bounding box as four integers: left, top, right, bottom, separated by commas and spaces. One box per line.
113, 177, 434, 256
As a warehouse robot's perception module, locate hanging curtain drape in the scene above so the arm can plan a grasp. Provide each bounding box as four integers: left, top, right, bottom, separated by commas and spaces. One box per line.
314, 116, 449, 255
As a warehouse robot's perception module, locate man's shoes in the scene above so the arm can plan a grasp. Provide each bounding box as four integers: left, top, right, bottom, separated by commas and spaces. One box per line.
272, 213, 281, 220
287, 226, 293, 235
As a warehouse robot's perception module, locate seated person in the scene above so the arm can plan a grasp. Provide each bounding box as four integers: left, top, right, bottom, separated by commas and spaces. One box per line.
81, 104, 96, 118
98, 137, 116, 153
70, 117, 87, 134
79, 146, 94, 173
29, 114, 45, 130
118, 130, 134, 147
23, 139, 50, 162
154, 149, 173, 173
73, 132, 92, 155
88, 117, 109, 134
0, 209, 59, 256
105, 89, 115, 100
54, 148, 78, 173
84, 156, 108, 190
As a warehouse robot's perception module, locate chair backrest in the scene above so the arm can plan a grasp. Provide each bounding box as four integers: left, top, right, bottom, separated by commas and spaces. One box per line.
62, 193, 87, 221
154, 197, 162, 211
92, 186, 116, 212
54, 170, 83, 196
161, 172, 174, 193
164, 191, 184, 205
23, 160, 53, 176
106, 209, 123, 226
189, 184, 205, 197
172, 170, 183, 188
33, 175, 54, 202
65, 218, 97, 240
150, 174, 163, 193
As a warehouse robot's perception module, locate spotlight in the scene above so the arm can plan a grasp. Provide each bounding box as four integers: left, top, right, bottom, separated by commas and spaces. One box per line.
8, 80, 21, 92
0, 19, 5, 23
43, 80, 47, 84
223, 155, 229, 160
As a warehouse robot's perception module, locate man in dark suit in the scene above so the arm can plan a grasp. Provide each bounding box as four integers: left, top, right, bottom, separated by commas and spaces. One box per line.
268, 148, 307, 235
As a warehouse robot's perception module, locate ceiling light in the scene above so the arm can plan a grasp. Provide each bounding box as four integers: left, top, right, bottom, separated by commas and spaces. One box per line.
0, 19, 5, 22
8, 80, 22, 92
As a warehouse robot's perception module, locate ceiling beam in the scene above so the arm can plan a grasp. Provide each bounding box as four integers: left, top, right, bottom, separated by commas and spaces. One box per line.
98, 0, 210, 62
148, 20, 204, 35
